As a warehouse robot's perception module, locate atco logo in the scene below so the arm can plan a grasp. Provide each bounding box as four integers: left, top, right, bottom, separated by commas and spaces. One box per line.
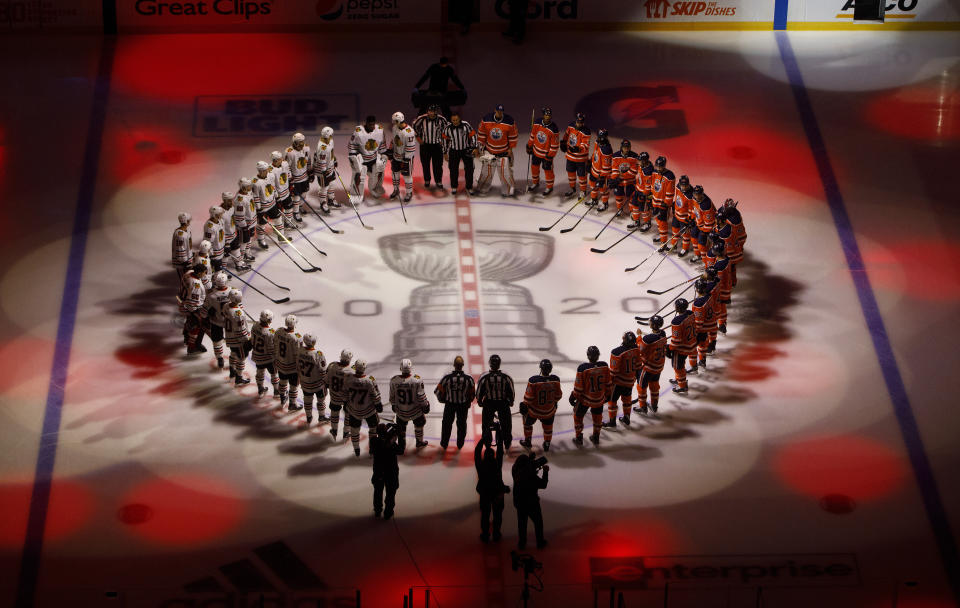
495, 0, 578, 20
644, 0, 738, 18
837, 0, 917, 17
574, 86, 686, 141
316, 0, 399, 21
193, 94, 358, 137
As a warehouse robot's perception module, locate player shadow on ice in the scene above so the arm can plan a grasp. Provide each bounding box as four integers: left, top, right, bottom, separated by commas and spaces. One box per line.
286, 453, 376, 477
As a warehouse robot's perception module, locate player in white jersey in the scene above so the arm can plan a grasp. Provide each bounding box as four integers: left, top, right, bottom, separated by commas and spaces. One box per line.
274, 314, 302, 410
220, 192, 249, 271
250, 309, 279, 399
326, 349, 353, 440
313, 126, 339, 212
344, 359, 383, 457
253, 160, 281, 249
349, 115, 386, 198
196, 241, 214, 290
224, 289, 252, 386
270, 150, 294, 229
204, 271, 231, 370
172, 212, 193, 280
286, 133, 312, 224
390, 111, 418, 203
235, 177, 257, 262
298, 333, 328, 425
389, 358, 430, 452
179, 264, 207, 355
203, 206, 225, 271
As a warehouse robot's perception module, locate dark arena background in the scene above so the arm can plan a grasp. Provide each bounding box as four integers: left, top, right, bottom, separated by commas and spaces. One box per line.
2, 1, 960, 606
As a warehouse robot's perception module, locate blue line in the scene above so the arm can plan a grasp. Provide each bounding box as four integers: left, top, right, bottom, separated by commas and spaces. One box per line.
14, 38, 116, 608
773, 0, 789, 30
776, 32, 960, 604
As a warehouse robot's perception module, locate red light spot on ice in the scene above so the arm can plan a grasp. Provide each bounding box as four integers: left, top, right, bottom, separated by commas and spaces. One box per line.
0, 336, 55, 399
727, 145, 756, 160
861, 239, 960, 302
115, 345, 171, 377
158, 149, 185, 164
726, 344, 783, 382
580, 515, 681, 558
0, 478, 93, 547
120, 475, 244, 546
105, 125, 208, 184
865, 81, 960, 143
774, 435, 906, 502
118, 503, 154, 525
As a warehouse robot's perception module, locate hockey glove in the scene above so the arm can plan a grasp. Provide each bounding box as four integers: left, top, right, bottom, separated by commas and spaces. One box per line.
560, 140, 568, 153
422, 403, 430, 415
376, 402, 384, 413
519, 403, 528, 417
526, 144, 533, 154
568, 394, 578, 407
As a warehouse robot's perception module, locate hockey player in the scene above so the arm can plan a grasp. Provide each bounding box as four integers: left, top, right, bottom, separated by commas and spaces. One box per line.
274, 314, 302, 411
220, 192, 249, 271
286, 133, 312, 224
349, 115, 386, 198
717, 199, 747, 285
650, 156, 676, 246
634, 316, 668, 416
314, 126, 339, 212
526, 107, 560, 195
587, 129, 613, 210
270, 150, 294, 229
635, 152, 655, 232
203, 206, 225, 271
389, 358, 430, 452
344, 359, 383, 457
476, 104, 519, 197
250, 309, 280, 398
204, 271, 232, 370
252, 160, 280, 249
179, 263, 207, 354
605, 331, 642, 428
690, 185, 716, 264
519, 359, 562, 452
668, 298, 697, 394
710, 243, 733, 334
235, 177, 257, 263
663, 175, 692, 256
223, 289, 252, 386
172, 212, 193, 280
389, 111, 418, 203
298, 333, 327, 425
195, 241, 214, 290
570, 345, 612, 447
610, 139, 640, 225
690, 280, 718, 373
699, 266, 721, 353
326, 349, 353, 439
560, 112, 590, 198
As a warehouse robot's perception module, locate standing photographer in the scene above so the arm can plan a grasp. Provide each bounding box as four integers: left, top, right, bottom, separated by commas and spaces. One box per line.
371, 422, 403, 520
511, 454, 549, 550
475, 423, 509, 542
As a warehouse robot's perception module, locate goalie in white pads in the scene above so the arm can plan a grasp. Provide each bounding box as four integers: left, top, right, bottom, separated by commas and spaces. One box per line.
389, 111, 417, 203
286, 133, 312, 224
389, 359, 430, 452
251, 309, 280, 398
314, 126, 339, 212
348, 115, 386, 198
344, 358, 383, 457
326, 349, 353, 440
223, 289, 252, 385
203, 206, 225, 271
172, 212, 193, 280
298, 333, 328, 425
274, 314, 302, 410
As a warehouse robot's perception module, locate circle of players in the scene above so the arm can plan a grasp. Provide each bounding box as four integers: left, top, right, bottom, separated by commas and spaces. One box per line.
169, 105, 748, 455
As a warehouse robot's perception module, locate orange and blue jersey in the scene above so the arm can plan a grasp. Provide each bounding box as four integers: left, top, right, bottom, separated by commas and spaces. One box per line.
692, 293, 718, 333
610, 151, 639, 184
609, 342, 642, 387
638, 331, 668, 374
674, 188, 695, 223
562, 123, 590, 162
529, 121, 560, 159
573, 361, 612, 407
670, 311, 698, 355
522, 374, 562, 417
651, 169, 676, 208
693, 196, 717, 232
711, 259, 733, 301
590, 141, 613, 178
636, 163, 655, 198
716, 223, 744, 264
477, 112, 518, 156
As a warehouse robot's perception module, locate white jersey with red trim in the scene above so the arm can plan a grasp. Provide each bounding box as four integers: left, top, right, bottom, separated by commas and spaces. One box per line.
391, 124, 418, 161
349, 125, 385, 163
271, 160, 291, 200
286, 145, 312, 183
313, 140, 335, 174
203, 218, 225, 258
172, 227, 192, 264
252, 172, 278, 212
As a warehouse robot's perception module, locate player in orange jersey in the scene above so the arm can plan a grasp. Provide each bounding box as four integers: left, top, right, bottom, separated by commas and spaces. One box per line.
689, 185, 717, 264
666, 175, 694, 256
709, 244, 733, 335
561, 112, 590, 199
519, 359, 563, 452
634, 151, 655, 232
476, 104, 520, 197
605, 331, 642, 428
634, 315, 668, 416
526, 107, 561, 196
689, 279, 718, 373
570, 345, 612, 447
668, 298, 698, 394
610, 139, 640, 226
650, 155, 676, 246
587, 129, 614, 211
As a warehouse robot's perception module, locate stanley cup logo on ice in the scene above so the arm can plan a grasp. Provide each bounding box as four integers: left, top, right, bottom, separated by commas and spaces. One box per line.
367, 230, 574, 383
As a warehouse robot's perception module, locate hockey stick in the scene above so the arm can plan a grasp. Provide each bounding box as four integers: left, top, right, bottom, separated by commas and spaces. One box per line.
335, 171, 374, 230
262, 230, 318, 273
243, 308, 257, 323
289, 223, 328, 257
301, 198, 344, 235
590, 225, 639, 254
269, 225, 323, 271
583, 205, 623, 241
636, 250, 671, 284
244, 265, 290, 291
225, 268, 291, 304
539, 192, 586, 232
399, 190, 408, 224
634, 283, 695, 322
647, 276, 698, 296
624, 246, 661, 272
559, 204, 593, 234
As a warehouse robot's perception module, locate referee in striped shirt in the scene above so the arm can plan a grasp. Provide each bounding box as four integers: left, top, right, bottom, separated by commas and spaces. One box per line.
442, 111, 478, 195
476, 354, 515, 448
413, 104, 450, 192
435, 355, 476, 450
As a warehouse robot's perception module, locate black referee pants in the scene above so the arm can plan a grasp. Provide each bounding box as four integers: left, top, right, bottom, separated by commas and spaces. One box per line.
481, 401, 513, 448
448, 149, 475, 191
420, 143, 444, 186
440, 402, 470, 449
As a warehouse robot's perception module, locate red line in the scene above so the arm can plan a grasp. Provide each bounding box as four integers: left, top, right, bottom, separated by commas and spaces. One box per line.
453, 193, 485, 442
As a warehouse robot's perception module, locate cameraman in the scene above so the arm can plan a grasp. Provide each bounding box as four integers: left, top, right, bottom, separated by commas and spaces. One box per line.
475, 423, 509, 542
371, 422, 403, 520
511, 454, 548, 550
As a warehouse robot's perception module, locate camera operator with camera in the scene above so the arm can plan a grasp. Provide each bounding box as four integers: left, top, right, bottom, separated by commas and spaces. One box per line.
511, 453, 549, 550
475, 421, 510, 542
371, 422, 404, 520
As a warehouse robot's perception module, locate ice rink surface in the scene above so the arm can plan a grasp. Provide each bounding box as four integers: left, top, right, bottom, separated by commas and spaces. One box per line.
0, 26, 958, 608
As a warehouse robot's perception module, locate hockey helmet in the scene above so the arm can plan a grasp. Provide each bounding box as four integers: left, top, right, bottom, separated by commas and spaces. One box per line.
695, 279, 708, 295
714, 240, 727, 256
575, 112, 586, 123
352, 358, 367, 374
620, 139, 631, 150
541, 106, 552, 117
654, 155, 667, 168
199, 240, 212, 255
638, 151, 650, 162
649, 315, 664, 331
400, 358, 413, 374
704, 266, 718, 281
340, 348, 353, 363
260, 309, 274, 324
597, 128, 609, 141
489, 353, 501, 370
320, 126, 334, 139
678, 174, 690, 185
392, 111, 405, 124
228, 288, 243, 304
212, 271, 228, 288
693, 185, 705, 196
221, 191, 234, 203
209, 206, 223, 218
238, 177, 252, 189
539, 358, 553, 375
302, 333, 316, 348
177, 212, 191, 225
256, 160, 270, 173
292, 132, 306, 143
284, 314, 297, 330
723, 198, 738, 210
586, 345, 600, 362
495, 104, 505, 112
674, 298, 689, 313
270, 150, 283, 162
622, 330, 637, 345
